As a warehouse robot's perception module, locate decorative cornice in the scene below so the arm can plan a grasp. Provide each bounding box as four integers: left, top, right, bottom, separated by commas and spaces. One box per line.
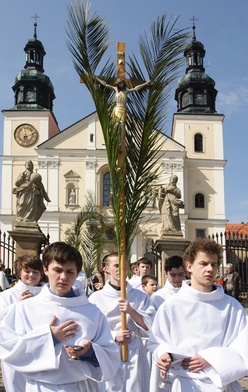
162, 162, 184, 172
86, 161, 97, 170
38, 161, 60, 169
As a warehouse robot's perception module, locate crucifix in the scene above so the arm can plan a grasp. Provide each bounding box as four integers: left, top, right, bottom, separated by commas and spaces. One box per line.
95, 42, 151, 150
92, 43, 151, 361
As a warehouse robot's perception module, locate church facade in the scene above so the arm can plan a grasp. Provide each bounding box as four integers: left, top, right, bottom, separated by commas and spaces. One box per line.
0, 23, 227, 262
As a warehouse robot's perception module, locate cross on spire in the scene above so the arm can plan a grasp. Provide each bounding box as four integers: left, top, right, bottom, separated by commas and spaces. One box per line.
189, 15, 198, 40
31, 13, 40, 39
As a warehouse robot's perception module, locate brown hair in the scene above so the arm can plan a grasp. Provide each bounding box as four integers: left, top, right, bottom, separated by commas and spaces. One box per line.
136, 257, 152, 268
141, 274, 158, 286
183, 238, 223, 266
14, 254, 44, 278
165, 255, 184, 272
42, 242, 82, 273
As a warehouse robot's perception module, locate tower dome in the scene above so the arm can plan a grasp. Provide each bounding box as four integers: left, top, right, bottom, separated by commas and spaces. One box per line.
12, 21, 55, 111
175, 21, 217, 114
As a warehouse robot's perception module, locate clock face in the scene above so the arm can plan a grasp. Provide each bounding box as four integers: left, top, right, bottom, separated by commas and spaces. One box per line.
14, 124, 38, 147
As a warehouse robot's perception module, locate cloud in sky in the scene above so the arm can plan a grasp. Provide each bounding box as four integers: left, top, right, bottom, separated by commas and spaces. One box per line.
217, 81, 248, 114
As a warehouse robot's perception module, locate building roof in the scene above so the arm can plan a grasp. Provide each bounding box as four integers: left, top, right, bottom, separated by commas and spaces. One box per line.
226, 223, 248, 236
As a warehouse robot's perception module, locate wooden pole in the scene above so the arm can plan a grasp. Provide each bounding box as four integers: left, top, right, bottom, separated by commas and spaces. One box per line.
117, 42, 128, 362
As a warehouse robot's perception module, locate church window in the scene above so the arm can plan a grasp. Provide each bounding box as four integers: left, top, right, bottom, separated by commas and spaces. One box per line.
195, 193, 205, 208
106, 228, 115, 240
103, 171, 112, 206
182, 92, 188, 107
30, 50, 35, 63
17, 89, 22, 103
194, 133, 203, 152
38, 89, 47, 106
25, 87, 35, 102
194, 89, 204, 105
194, 52, 198, 65
196, 229, 206, 238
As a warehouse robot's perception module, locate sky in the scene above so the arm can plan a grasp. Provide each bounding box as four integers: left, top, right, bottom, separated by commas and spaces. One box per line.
0, 0, 247, 224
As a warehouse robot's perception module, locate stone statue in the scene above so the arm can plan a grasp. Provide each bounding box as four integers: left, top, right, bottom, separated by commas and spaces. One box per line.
95, 77, 151, 148
158, 175, 184, 235
69, 189, 76, 205
12, 161, 51, 223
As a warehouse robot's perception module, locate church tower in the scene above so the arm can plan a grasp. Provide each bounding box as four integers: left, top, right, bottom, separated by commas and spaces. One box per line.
0, 21, 60, 233
172, 21, 227, 239
12, 21, 55, 111
175, 22, 217, 114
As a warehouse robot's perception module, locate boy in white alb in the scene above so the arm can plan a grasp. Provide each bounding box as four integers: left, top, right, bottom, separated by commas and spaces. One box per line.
128, 257, 152, 290
89, 252, 156, 392
149, 238, 248, 392
0, 254, 45, 392
0, 242, 119, 392
151, 255, 186, 310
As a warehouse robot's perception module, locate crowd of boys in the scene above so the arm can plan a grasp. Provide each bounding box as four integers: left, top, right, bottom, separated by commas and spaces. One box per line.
0, 238, 247, 392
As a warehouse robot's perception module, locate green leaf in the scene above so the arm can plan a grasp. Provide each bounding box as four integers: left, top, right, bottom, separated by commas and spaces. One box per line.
66, 1, 190, 262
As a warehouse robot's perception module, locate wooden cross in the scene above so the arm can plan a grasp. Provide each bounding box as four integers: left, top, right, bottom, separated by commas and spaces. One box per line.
116, 42, 128, 361
117, 42, 125, 80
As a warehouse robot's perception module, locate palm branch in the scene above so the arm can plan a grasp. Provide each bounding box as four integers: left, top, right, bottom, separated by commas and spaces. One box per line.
65, 192, 110, 277
66, 1, 190, 261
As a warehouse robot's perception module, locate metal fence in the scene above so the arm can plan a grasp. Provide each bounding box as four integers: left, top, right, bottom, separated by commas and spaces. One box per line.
1, 229, 248, 296
0, 230, 15, 272
0, 230, 50, 273
213, 231, 248, 297
149, 232, 248, 298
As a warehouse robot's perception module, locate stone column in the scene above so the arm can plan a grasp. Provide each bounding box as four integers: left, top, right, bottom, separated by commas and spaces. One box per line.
8, 222, 48, 259
154, 236, 190, 287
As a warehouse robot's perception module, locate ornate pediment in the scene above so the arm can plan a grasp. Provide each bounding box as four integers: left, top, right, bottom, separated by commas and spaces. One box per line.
64, 170, 81, 179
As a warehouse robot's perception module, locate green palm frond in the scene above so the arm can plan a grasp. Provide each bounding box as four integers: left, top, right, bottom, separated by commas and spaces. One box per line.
66, 1, 190, 261
123, 15, 189, 255
65, 193, 110, 277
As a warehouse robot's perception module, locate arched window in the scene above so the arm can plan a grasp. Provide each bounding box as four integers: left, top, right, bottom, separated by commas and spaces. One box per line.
25, 87, 35, 102
195, 193, 205, 208
38, 88, 47, 107
181, 91, 188, 108
194, 133, 203, 152
103, 171, 112, 206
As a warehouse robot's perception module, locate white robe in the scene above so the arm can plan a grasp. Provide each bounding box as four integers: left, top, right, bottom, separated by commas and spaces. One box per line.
0, 279, 44, 318
151, 279, 180, 310
0, 279, 44, 392
127, 275, 142, 290
88, 281, 156, 392
0, 271, 9, 291
148, 281, 248, 392
0, 284, 120, 392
